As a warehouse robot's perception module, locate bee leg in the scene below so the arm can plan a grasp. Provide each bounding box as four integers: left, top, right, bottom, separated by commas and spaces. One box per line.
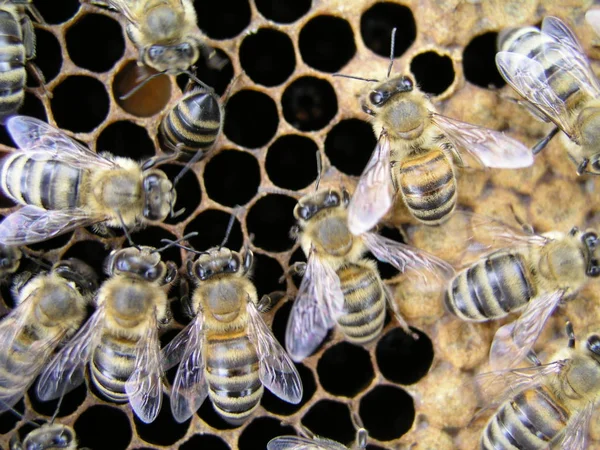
257, 291, 286, 313
565, 321, 575, 348
199, 43, 228, 71
531, 126, 559, 155
179, 280, 195, 319
278, 262, 306, 284
383, 283, 418, 340
11, 271, 32, 299
576, 157, 590, 176
159, 303, 173, 326
163, 261, 178, 286
526, 350, 542, 366
508, 204, 534, 234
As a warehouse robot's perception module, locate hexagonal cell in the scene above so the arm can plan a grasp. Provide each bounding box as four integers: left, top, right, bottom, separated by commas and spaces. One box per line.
204, 150, 261, 207
197, 0, 251, 39
62, 240, 111, 283
185, 209, 243, 251
180, 434, 230, 450
238, 417, 296, 450
113, 61, 171, 118
302, 399, 355, 445
33, 0, 79, 24
96, 120, 155, 160
251, 252, 285, 299
359, 385, 414, 441
181, 48, 234, 96
463, 32, 506, 89
361, 3, 416, 58
261, 362, 316, 415
28, 383, 87, 418
299, 15, 356, 73
266, 134, 318, 190
282, 77, 337, 131
66, 13, 124, 73
224, 90, 279, 148
33, 28, 62, 84
134, 395, 189, 446
51, 75, 109, 133
161, 163, 202, 225
317, 342, 374, 397
325, 119, 376, 176
74, 405, 132, 450
255, 0, 311, 23
410, 51, 455, 96
376, 327, 433, 384
246, 194, 297, 252
240, 28, 295, 87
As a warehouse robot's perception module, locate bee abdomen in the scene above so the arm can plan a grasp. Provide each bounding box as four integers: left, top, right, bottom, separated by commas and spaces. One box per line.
90, 334, 137, 403
480, 386, 569, 450
0, 153, 84, 209
399, 149, 456, 225
0, 9, 25, 118
336, 263, 386, 345
205, 335, 262, 424
445, 251, 534, 321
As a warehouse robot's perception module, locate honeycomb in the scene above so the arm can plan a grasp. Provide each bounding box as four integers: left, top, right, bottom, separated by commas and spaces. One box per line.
0, 0, 599, 449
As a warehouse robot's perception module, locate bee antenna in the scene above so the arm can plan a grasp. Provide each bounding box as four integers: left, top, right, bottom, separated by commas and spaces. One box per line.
183, 70, 213, 93
119, 71, 166, 100
172, 141, 205, 190
116, 212, 141, 251
159, 238, 203, 254
315, 150, 322, 191
332, 73, 379, 83
220, 211, 237, 249
152, 232, 199, 253
387, 27, 397, 78
49, 385, 69, 425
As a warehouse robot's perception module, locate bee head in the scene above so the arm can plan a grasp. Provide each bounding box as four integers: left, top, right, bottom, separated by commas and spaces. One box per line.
21, 424, 75, 450
294, 188, 350, 222
188, 247, 252, 281
0, 243, 21, 275
142, 170, 175, 222
53, 258, 98, 295
362, 75, 414, 114
106, 247, 166, 283
143, 40, 200, 74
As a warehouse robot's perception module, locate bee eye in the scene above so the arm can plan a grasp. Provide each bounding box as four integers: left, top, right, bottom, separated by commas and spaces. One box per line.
148, 45, 164, 60
145, 266, 159, 280
298, 206, 310, 220
369, 91, 384, 105
342, 189, 350, 206
176, 43, 193, 58
325, 192, 340, 207
585, 232, 598, 249
228, 258, 239, 272
588, 335, 600, 354
399, 77, 413, 90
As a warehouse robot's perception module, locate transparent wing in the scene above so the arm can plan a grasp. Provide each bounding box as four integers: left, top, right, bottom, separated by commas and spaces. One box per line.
267, 436, 346, 450
36, 305, 105, 401
555, 401, 593, 450
168, 315, 208, 423
125, 313, 163, 424
285, 254, 344, 362
347, 131, 394, 235
430, 114, 533, 168
247, 301, 302, 404
0, 206, 103, 246
160, 325, 191, 372
6, 116, 117, 169
101, 0, 139, 22
489, 290, 565, 370
586, 10, 600, 38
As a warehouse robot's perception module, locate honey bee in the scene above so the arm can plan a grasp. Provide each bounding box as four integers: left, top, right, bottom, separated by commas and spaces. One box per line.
161, 244, 303, 424
0, 258, 97, 412
268, 427, 368, 450
0, 116, 177, 246
286, 186, 454, 362
496, 16, 600, 175
479, 323, 600, 449
86, 0, 215, 74
36, 245, 177, 423
10, 422, 79, 450
445, 213, 600, 370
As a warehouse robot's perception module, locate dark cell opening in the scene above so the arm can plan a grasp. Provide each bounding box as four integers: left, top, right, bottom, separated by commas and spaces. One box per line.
204, 150, 261, 206
299, 16, 356, 73
302, 400, 355, 445
410, 51, 455, 95
255, 0, 311, 23
282, 77, 338, 131
361, 3, 416, 58
61, 239, 111, 284
134, 394, 189, 446
266, 134, 319, 190
195, 0, 251, 39
185, 209, 243, 252
240, 28, 295, 87
325, 119, 376, 175
318, 342, 374, 397
28, 383, 87, 418
128, 226, 182, 267
66, 13, 124, 72
28, 231, 73, 252
0, 93, 46, 147
0, 398, 24, 433
33, 0, 79, 24
463, 32, 506, 88
238, 417, 296, 450
224, 90, 279, 148
33, 28, 62, 84
51, 76, 109, 133
197, 400, 239, 430
178, 48, 234, 97
271, 299, 292, 346
96, 120, 155, 161
180, 434, 230, 450
246, 195, 297, 252
160, 164, 202, 225
376, 327, 433, 384
251, 252, 284, 300
74, 405, 132, 450
262, 362, 315, 415
359, 385, 414, 440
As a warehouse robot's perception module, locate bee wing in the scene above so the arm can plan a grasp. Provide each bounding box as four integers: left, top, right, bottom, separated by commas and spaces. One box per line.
0, 206, 104, 246
347, 131, 394, 235
430, 113, 533, 169
586, 10, 600, 37
6, 116, 118, 170
36, 305, 106, 401
247, 301, 303, 404
267, 436, 346, 450
285, 255, 344, 362
489, 289, 565, 370
555, 401, 594, 450
168, 314, 208, 423
98, 0, 138, 22
160, 325, 193, 372
125, 313, 163, 424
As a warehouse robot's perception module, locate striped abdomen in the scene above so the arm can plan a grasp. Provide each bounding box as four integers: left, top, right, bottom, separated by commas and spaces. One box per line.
0, 9, 25, 119
445, 251, 535, 321
160, 90, 222, 158
90, 333, 137, 402
481, 386, 569, 449
205, 333, 262, 424
336, 262, 386, 345
0, 153, 85, 209
398, 149, 456, 225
